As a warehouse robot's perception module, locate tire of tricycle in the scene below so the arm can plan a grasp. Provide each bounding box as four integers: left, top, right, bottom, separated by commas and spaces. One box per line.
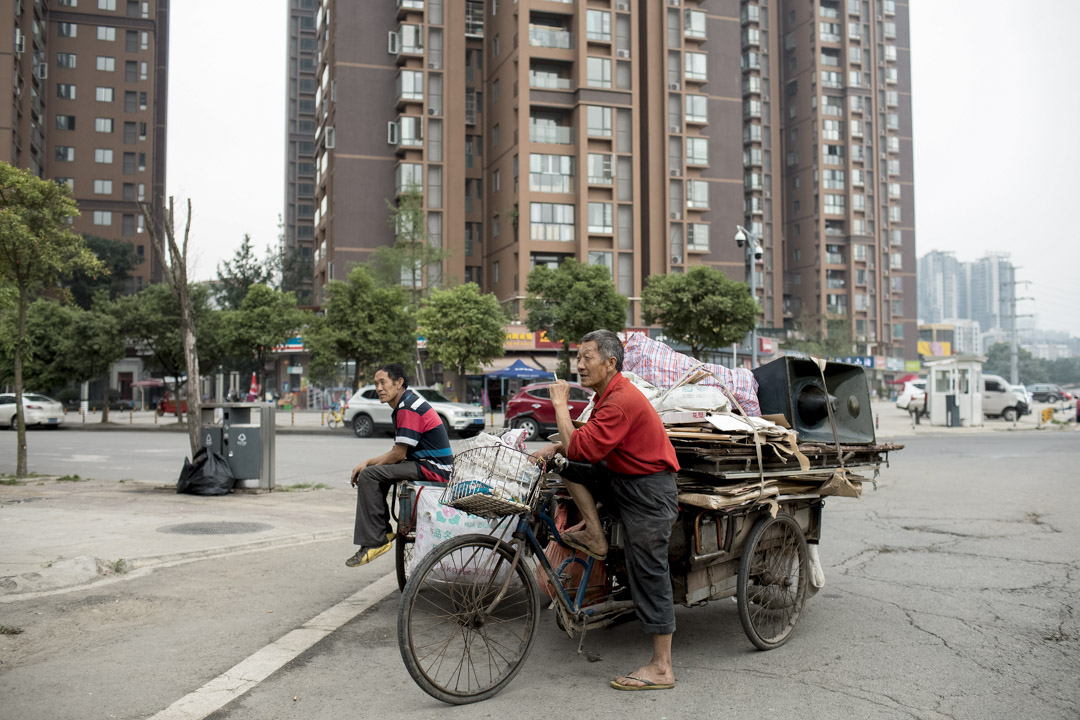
737, 512, 809, 651
398, 534, 539, 704
395, 533, 414, 592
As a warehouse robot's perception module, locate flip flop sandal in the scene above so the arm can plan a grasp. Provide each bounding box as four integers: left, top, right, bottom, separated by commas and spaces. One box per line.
610, 675, 675, 691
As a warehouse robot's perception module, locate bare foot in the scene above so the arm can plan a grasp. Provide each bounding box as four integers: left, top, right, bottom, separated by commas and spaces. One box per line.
614, 663, 675, 688
561, 529, 608, 559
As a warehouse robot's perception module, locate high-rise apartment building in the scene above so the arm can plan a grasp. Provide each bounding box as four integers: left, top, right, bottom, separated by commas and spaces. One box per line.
918, 249, 965, 324
282, 0, 317, 302
305, 0, 916, 360
2, 0, 169, 292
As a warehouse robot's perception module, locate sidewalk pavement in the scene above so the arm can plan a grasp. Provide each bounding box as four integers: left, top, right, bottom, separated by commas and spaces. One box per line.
4, 400, 1075, 600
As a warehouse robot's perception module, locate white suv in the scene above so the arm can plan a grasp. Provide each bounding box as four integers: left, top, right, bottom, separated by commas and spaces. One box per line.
343, 386, 485, 439
895, 379, 926, 413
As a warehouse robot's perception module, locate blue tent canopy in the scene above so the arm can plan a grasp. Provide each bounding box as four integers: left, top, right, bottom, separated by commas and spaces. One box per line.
487, 359, 552, 380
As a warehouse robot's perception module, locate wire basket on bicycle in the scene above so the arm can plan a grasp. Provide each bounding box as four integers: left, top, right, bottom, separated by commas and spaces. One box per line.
441, 444, 544, 519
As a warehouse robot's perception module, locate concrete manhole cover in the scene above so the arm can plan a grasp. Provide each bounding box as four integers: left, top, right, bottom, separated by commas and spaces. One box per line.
158, 522, 274, 535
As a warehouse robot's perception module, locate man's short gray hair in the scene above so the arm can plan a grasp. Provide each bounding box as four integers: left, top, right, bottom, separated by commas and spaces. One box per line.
581, 329, 623, 371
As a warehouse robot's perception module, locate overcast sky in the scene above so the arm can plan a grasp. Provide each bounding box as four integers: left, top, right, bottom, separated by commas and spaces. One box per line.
167, 0, 1079, 335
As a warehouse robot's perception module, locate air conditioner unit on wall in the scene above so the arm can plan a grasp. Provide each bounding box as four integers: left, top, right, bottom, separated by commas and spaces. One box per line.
616, 49, 630, 58
616, 1, 629, 10
670, 125, 680, 133
669, 83, 680, 90
14, 29, 25, 54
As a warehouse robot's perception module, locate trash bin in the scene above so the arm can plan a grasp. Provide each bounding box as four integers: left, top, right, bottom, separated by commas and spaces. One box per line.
200, 403, 276, 490
945, 394, 960, 427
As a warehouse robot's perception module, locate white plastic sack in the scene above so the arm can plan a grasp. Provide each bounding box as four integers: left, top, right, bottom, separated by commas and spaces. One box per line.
654, 384, 731, 414
807, 543, 825, 597
407, 488, 512, 578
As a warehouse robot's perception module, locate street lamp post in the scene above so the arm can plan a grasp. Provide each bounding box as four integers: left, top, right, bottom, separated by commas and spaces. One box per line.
734, 225, 763, 367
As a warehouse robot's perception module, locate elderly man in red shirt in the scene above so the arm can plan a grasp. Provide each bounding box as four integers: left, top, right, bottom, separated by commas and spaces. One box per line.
537, 329, 680, 692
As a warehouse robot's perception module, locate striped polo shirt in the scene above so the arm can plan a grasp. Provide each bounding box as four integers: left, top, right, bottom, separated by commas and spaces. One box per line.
393, 389, 453, 482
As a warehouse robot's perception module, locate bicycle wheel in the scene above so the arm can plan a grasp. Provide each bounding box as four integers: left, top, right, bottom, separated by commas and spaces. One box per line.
737, 513, 809, 651
395, 533, 415, 592
398, 533, 539, 704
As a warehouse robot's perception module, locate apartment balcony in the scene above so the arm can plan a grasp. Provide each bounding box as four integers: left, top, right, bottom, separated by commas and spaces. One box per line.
825, 252, 845, 264
530, 124, 573, 144
530, 27, 573, 50
396, 0, 423, 19
529, 71, 573, 90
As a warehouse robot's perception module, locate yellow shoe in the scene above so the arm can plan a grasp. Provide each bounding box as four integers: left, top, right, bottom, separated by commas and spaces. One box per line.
345, 539, 393, 567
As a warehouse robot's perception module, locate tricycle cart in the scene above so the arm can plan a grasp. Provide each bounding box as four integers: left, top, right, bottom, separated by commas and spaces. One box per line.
395, 436, 897, 705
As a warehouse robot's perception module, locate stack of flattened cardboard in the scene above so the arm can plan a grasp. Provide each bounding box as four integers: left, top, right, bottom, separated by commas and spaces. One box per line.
659, 410, 901, 511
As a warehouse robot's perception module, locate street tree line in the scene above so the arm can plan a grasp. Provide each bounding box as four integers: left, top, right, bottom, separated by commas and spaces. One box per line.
2, 166, 760, 475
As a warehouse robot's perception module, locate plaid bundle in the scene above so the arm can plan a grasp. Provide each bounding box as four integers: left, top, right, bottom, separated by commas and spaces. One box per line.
623, 332, 761, 416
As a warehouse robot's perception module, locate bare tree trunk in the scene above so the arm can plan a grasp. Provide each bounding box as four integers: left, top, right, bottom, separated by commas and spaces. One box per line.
101, 371, 110, 423
14, 285, 28, 477
141, 197, 201, 456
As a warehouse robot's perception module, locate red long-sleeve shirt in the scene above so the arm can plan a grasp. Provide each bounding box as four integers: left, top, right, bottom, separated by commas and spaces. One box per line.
567, 372, 680, 476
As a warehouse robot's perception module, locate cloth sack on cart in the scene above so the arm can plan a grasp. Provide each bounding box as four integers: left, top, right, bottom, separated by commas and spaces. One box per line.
622, 332, 761, 416
407, 489, 513, 578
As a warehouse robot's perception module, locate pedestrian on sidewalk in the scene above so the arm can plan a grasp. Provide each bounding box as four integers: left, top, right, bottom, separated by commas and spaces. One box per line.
346, 364, 453, 567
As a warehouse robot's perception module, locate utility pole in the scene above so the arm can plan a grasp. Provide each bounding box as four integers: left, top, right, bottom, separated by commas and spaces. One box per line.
1000, 275, 1033, 386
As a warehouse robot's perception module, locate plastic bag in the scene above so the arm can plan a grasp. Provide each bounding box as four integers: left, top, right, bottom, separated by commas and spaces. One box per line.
176, 447, 235, 496
534, 501, 608, 605
655, 384, 731, 413
408, 488, 512, 577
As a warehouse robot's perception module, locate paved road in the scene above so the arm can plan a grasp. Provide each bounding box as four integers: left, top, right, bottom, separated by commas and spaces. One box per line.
2, 433, 1078, 719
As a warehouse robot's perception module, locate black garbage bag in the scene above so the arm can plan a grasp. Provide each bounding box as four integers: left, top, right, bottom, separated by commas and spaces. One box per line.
177, 447, 235, 495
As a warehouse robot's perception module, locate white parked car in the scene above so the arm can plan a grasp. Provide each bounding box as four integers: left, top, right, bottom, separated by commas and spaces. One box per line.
895, 379, 926, 412
343, 386, 485, 439
0, 393, 65, 429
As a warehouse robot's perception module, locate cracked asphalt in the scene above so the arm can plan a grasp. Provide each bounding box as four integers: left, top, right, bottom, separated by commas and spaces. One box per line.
1, 431, 1077, 719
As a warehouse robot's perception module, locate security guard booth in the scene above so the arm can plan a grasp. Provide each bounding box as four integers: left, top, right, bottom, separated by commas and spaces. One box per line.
200, 403, 276, 490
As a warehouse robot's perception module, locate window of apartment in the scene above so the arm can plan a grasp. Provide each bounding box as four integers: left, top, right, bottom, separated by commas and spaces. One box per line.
123, 121, 137, 143
139, 91, 147, 110
851, 168, 864, 187
394, 72, 422, 106
686, 137, 708, 166
587, 106, 612, 136
530, 153, 574, 193
492, 214, 500, 239
93, 211, 113, 226
121, 214, 136, 236
587, 153, 613, 184
822, 119, 842, 140
744, 124, 762, 142
588, 251, 614, 279
140, 59, 148, 79
94, 118, 117, 134
686, 179, 709, 208
58, 23, 78, 37
395, 162, 423, 194
849, 46, 862, 64
586, 10, 611, 42
887, 90, 899, 106
97, 56, 116, 72
400, 116, 423, 146
55, 115, 76, 130
889, 182, 901, 199
686, 52, 708, 80
530, 202, 575, 242
744, 171, 762, 190
93, 179, 113, 195
124, 91, 138, 112
822, 70, 842, 88
684, 9, 707, 39
98, 26, 117, 41
819, 21, 841, 42
125, 30, 138, 52
57, 0, 77, 6
57, 84, 77, 100
587, 57, 612, 88
141, 31, 149, 50
688, 223, 709, 251
57, 53, 77, 68
94, 148, 114, 164
824, 194, 845, 213
852, 193, 865, 210
685, 95, 707, 123
96, 87, 114, 102
122, 152, 136, 173
493, 169, 500, 192
125, 61, 138, 82
889, 205, 902, 223
396, 24, 424, 54
823, 169, 845, 189
888, 159, 901, 175
99, 0, 117, 8
55, 146, 75, 162
587, 202, 613, 233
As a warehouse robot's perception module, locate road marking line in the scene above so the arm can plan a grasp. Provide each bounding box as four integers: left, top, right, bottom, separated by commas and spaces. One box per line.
147, 571, 398, 720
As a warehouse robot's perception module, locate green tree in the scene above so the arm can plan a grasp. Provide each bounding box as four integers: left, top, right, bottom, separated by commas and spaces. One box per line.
983, 342, 1048, 384
65, 235, 144, 309
369, 185, 449, 304
215, 233, 273, 310
641, 265, 758, 359
417, 283, 506, 400
219, 284, 310, 396
0, 298, 80, 391
0, 163, 102, 476
524, 258, 628, 378
306, 265, 415, 392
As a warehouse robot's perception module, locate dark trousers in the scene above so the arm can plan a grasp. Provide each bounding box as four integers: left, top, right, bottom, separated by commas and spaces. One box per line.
353, 462, 420, 548
561, 462, 679, 635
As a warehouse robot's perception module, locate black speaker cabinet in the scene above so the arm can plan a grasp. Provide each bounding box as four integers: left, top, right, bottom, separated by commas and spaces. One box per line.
752, 357, 876, 445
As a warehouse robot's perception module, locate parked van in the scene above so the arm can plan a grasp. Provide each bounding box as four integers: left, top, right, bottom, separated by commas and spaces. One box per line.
982, 374, 1029, 422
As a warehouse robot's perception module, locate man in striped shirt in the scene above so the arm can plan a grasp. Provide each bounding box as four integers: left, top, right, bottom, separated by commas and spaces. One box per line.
346, 364, 453, 567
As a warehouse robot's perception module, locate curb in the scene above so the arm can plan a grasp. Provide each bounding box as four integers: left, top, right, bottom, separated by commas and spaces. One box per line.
55, 423, 351, 436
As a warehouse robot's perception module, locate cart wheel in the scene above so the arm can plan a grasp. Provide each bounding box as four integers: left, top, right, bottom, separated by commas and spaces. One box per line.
737, 513, 809, 651
395, 533, 415, 592
398, 534, 539, 705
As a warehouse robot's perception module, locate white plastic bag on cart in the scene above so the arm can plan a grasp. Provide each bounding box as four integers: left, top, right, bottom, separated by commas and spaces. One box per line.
407, 487, 513, 579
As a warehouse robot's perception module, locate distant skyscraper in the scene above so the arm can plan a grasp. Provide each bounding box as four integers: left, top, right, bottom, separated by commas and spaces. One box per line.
968, 252, 1013, 333
918, 250, 964, 324
301, 0, 916, 359
2, 0, 170, 291
282, 0, 317, 303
